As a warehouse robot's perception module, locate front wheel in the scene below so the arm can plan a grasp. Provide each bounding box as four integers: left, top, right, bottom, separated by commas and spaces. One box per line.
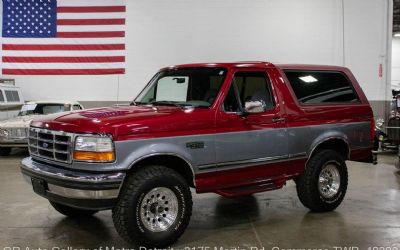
0, 147, 11, 156
296, 149, 348, 212
112, 165, 192, 248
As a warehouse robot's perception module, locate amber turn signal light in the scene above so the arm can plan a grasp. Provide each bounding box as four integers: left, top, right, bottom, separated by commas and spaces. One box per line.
73, 151, 115, 162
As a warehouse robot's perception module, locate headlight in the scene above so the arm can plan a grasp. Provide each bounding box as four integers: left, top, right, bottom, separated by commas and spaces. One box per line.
0, 128, 9, 138
376, 118, 384, 128
73, 136, 115, 162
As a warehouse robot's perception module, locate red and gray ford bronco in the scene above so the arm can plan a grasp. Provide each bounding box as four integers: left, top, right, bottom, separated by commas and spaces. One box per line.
21, 62, 374, 247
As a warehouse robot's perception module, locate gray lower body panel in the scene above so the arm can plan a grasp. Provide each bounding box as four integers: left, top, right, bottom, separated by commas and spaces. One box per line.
20, 157, 125, 210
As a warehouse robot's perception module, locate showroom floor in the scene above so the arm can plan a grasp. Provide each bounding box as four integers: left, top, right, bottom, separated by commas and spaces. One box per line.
0, 150, 399, 249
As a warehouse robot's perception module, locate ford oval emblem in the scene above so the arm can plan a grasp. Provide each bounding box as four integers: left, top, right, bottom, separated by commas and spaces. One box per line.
42, 143, 49, 148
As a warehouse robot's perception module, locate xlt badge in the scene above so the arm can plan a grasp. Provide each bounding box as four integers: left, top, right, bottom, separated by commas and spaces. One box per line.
186, 141, 205, 149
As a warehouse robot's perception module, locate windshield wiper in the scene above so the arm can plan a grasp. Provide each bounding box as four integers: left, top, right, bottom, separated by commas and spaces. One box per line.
150, 101, 193, 108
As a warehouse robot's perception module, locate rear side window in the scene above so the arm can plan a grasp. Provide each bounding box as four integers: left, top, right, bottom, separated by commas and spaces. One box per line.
0, 91, 4, 102
5, 90, 20, 102
284, 70, 360, 104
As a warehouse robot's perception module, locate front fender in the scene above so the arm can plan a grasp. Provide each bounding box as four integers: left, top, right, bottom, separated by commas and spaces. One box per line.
114, 139, 195, 171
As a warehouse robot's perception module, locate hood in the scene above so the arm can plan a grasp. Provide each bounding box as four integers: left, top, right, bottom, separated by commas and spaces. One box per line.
0, 114, 42, 128
30, 105, 211, 140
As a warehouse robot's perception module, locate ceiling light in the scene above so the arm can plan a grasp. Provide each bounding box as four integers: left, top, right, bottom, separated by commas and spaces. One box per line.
394, 33, 400, 38
299, 75, 318, 83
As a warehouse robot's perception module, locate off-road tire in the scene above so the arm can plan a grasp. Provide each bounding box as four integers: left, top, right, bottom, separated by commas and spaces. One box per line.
50, 201, 98, 217
296, 149, 348, 212
112, 165, 192, 248
0, 147, 11, 156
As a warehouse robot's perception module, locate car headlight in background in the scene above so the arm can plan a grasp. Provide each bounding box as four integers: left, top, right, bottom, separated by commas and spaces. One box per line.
0, 128, 9, 138
73, 136, 115, 162
375, 118, 384, 129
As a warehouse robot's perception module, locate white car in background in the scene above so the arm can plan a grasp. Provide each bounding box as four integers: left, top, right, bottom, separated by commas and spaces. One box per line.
0, 101, 84, 156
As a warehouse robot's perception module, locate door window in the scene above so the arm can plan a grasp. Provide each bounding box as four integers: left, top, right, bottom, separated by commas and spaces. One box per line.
223, 72, 275, 112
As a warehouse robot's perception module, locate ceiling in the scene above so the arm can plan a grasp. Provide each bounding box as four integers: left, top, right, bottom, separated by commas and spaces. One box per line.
395, 0, 400, 33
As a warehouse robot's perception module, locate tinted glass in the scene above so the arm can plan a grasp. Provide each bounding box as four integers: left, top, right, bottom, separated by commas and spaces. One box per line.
5, 90, 20, 102
284, 70, 360, 104
0, 91, 4, 102
73, 105, 82, 110
223, 83, 241, 112
136, 68, 227, 108
223, 72, 275, 112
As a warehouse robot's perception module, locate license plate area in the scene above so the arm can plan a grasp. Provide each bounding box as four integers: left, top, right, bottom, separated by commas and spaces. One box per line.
31, 178, 47, 196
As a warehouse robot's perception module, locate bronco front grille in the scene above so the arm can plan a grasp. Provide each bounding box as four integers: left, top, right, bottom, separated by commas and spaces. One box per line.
3, 127, 28, 139
28, 127, 73, 163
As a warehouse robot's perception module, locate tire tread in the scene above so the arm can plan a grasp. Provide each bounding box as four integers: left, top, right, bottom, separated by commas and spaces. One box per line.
112, 165, 192, 247
296, 149, 348, 212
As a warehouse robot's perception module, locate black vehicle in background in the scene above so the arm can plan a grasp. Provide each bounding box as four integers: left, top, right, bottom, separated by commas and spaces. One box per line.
373, 90, 400, 168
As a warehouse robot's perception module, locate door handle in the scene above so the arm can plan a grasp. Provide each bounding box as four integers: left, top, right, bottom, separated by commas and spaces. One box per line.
272, 117, 286, 123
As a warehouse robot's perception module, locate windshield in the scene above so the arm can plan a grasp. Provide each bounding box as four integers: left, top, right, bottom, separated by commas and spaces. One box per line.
18, 103, 71, 116
135, 67, 227, 108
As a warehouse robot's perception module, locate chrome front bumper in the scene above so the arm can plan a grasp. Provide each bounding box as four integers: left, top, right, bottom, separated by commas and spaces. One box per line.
0, 137, 28, 147
21, 157, 126, 210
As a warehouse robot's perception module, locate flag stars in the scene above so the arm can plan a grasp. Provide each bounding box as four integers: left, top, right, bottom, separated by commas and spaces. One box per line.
5, 0, 56, 37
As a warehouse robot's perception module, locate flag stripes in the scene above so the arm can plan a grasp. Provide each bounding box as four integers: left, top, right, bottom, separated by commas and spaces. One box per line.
2, 0, 126, 75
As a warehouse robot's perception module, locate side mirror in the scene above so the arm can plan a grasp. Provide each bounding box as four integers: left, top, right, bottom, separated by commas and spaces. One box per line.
244, 101, 266, 114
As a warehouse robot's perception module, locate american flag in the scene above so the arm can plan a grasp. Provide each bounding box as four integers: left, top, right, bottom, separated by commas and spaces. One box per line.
1, 0, 126, 75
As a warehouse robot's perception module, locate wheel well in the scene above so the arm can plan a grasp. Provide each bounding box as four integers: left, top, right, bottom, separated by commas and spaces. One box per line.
129, 155, 195, 187
310, 138, 349, 160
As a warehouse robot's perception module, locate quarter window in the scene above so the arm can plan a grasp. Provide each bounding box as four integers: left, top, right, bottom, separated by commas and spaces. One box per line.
73, 105, 82, 111
284, 70, 360, 104
223, 72, 275, 112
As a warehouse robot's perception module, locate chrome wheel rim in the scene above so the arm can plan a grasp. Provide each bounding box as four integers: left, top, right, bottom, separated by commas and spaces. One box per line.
318, 163, 341, 198
139, 187, 179, 232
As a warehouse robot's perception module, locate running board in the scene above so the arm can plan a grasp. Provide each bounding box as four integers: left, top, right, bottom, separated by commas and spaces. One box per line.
215, 179, 286, 197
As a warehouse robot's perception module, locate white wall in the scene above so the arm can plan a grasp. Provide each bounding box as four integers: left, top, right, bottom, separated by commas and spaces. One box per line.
0, 0, 393, 106
393, 38, 400, 88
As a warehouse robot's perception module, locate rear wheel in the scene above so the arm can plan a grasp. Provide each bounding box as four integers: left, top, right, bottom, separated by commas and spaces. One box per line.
0, 147, 11, 156
296, 149, 348, 212
50, 201, 98, 217
112, 165, 192, 248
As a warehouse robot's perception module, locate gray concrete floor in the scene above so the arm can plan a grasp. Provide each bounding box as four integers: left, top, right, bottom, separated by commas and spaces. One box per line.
1, 149, 399, 249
